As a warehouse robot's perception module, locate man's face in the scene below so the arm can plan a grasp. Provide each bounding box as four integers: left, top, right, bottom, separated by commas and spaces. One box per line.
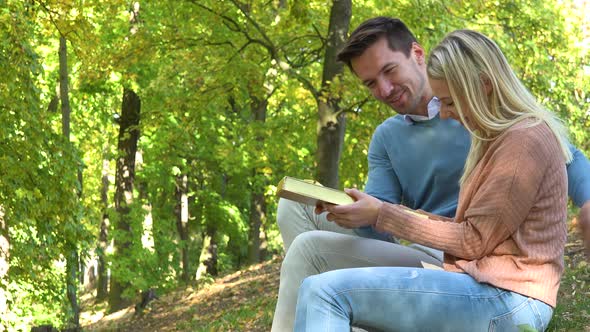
350, 37, 429, 115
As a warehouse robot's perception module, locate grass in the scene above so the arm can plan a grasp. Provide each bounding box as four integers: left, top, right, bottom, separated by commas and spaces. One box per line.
548, 254, 590, 331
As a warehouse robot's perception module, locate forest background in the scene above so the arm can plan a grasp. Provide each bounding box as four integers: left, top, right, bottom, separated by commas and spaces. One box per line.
1, 0, 589, 330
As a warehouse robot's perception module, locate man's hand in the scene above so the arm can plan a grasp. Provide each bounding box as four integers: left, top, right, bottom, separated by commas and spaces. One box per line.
314, 201, 333, 215
324, 189, 383, 229
578, 201, 590, 258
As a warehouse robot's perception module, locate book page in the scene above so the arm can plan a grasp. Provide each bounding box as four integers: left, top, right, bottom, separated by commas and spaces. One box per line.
421, 261, 444, 271
277, 176, 354, 206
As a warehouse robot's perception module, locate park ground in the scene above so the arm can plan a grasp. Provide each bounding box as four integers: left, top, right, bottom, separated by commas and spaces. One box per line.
81, 226, 590, 332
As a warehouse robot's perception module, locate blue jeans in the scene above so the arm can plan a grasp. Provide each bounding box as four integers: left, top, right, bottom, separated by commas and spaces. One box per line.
294, 267, 553, 332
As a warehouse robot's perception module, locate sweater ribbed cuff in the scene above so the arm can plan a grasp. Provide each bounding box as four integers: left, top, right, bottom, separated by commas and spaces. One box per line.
375, 203, 424, 239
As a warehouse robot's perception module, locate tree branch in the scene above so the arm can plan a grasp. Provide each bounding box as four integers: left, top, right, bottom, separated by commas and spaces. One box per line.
33, 0, 66, 37
228, 0, 276, 58
187, 0, 319, 98
341, 96, 371, 115
185, 0, 242, 32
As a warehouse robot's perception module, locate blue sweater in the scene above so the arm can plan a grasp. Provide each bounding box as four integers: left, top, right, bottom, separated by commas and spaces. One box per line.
364, 114, 590, 218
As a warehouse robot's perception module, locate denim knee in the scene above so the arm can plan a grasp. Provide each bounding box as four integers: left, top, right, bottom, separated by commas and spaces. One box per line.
297, 274, 330, 307
297, 274, 348, 316
297, 275, 316, 303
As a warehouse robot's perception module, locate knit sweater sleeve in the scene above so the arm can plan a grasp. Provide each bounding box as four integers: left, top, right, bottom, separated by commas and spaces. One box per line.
365, 124, 403, 204
375, 124, 559, 259
567, 143, 590, 207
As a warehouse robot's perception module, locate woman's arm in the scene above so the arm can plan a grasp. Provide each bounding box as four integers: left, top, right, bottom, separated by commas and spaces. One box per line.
376, 125, 563, 259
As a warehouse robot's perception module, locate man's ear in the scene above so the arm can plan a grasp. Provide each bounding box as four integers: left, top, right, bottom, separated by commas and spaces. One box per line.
412, 42, 426, 65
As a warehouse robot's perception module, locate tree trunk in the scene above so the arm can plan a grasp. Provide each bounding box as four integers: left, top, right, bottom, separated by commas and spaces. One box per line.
60, 36, 71, 139
59, 35, 80, 330
203, 226, 218, 277
96, 159, 110, 301
108, 88, 141, 313
77, 165, 84, 287
66, 251, 80, 331
0, 206, 8, 332
315, 0, 351, 188
136, 150, 154, 252
247, 97, 267, 264
247, 190, 266, 263
175, 174, 190, 283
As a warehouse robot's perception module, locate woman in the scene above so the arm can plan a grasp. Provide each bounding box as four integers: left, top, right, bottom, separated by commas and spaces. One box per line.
293, 30, 571, 331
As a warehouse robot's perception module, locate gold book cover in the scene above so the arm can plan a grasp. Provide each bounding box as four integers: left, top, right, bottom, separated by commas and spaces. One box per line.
276, 176, 354, 206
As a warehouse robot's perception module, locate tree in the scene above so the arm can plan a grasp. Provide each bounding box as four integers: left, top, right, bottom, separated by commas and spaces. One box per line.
315, 0, 352, 188
96, 159, 110, 301
108, 88, 141, 312
175, 173, 190, 282
0, 1, 88, 328
247, 95, 268, 264
59, 34, 81, 331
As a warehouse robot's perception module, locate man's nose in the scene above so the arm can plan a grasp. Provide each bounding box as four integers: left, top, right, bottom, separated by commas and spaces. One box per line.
377, 79, 393, 99
439, 108, 450, 120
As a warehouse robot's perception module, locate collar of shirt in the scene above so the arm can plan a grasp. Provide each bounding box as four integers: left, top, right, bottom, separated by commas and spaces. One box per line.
403, 98, 440, 124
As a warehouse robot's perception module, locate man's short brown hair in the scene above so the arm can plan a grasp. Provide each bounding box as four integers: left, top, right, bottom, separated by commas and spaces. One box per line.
337, 17, 418, 71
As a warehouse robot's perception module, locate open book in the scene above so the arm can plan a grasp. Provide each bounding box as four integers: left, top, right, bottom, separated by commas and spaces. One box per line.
276, 176, 429, 219
276, 176, 354, 206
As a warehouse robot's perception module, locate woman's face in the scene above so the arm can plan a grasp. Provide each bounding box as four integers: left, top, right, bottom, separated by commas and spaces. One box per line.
428, 78, 473, 129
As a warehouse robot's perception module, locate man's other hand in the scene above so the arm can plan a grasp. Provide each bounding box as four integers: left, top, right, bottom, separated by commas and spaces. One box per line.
578, 201, 590, 258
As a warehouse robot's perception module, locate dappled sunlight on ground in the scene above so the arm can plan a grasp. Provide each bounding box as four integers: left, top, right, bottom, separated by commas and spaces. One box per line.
81, 256, 282, 331
80, 289, 135, 330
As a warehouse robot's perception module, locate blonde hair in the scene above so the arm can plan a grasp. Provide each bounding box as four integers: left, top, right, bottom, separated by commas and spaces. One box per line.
427, 29, 572, 184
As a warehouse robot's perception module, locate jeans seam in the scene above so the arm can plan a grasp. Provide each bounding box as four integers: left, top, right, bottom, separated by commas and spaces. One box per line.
528, 298, 545, 332
330, 287, 506, 301
488, 295, 530, 332
327, 288, 505, 331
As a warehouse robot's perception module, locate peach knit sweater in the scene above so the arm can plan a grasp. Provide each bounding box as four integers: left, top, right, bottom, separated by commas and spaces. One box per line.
375, 120, 567, 307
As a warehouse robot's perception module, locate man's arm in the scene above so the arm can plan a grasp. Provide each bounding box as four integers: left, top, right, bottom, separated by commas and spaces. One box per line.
364, 129, 403, 204
566, 144, 590, 257
566, 144, 590, 207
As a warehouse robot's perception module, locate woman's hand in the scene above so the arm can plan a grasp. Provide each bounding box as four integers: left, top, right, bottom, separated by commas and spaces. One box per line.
325, 189, 383, 229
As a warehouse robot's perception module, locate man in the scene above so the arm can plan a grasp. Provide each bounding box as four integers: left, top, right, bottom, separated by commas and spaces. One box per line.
271, 17, 590, 332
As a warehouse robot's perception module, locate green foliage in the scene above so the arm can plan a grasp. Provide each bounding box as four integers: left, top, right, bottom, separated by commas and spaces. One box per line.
3, 278, 64, 331
105, 203, 165, 300
1, 1, 92, 329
